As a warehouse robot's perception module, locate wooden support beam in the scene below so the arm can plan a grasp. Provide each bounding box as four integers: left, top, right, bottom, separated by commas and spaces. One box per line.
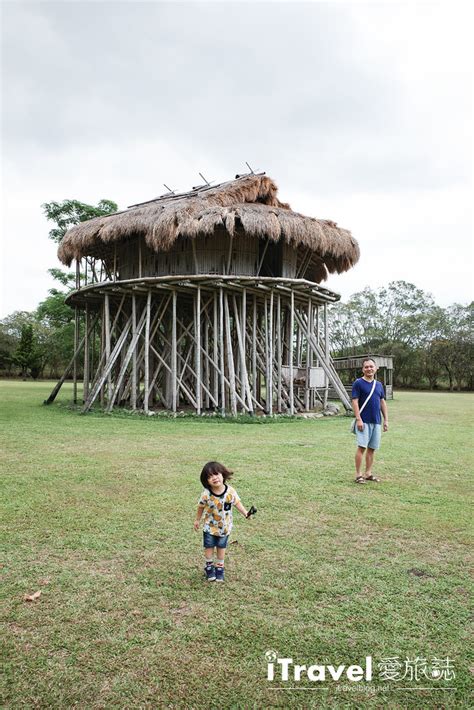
195, 286, 201, 415
73, 306, 79, 403
277, 293, 282, 413
172, 290, 177, 413
44, 314, 99, 405
83, 305, 90, 403
305, 299, 312, 411
219, 287, 225, 416
224, 293, 237, 415
144, 291, 151, 412
289, 291, 294, 415
323, 302, 329, 408
83, 314, 133, 412
232, 295, 253, 413
268, 290, 273, 415
131, 295, 137, 410
213, 292, 219, 409
252, 294, 257, 402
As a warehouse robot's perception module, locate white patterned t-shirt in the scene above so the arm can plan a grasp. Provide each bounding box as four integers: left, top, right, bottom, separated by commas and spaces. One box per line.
198, 485, 241, 536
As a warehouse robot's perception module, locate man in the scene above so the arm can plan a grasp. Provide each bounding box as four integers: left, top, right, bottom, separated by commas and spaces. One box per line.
352, 358, 388, 484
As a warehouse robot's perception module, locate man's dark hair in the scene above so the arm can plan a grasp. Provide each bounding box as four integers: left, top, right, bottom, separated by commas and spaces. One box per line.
362, 357, 376, 367
200, 461, 234, 490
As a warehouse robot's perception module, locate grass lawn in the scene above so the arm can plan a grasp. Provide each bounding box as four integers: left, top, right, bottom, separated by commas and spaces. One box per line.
1, 381, 473, 708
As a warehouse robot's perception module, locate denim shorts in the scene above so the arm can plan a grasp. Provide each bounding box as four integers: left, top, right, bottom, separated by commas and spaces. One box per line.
356, 423, 382, 450
203, 531, 229, 549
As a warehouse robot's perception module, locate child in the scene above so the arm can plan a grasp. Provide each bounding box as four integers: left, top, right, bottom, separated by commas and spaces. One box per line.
193, 461, 251, 582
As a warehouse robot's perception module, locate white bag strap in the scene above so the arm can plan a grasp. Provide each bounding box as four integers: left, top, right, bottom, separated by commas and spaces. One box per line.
359, 379, 377, 415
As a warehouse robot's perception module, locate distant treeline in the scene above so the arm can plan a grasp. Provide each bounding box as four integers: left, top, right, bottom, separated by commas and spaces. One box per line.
329, 281, 473, 391
1, 280, 472, 391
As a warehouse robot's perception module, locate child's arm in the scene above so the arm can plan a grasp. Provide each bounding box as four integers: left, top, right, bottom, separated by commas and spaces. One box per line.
194, 505, 204, 531
235, 500, 249, 518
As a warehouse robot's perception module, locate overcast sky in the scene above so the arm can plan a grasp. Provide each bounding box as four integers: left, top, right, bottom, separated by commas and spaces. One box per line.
1, 0, 472, 317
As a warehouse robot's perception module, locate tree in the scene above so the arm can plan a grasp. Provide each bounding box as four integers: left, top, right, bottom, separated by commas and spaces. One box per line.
42, 198, 118, 287
42, 199, 118, 244
12, 324, 41, 378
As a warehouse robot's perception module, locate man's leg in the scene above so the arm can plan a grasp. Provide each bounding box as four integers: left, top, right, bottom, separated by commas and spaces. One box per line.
365, 447, 375, 477
355, 446, 366, 478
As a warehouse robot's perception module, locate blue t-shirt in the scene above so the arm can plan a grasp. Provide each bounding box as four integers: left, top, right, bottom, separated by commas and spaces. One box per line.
351, 378, 385, 425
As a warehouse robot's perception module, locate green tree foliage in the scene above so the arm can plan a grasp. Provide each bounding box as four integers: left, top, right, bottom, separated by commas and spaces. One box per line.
42, 199, 118, 244
329, 282, 473, 390
12, 324, 41, 378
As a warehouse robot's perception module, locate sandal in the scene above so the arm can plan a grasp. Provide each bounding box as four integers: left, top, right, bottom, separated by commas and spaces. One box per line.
365, 475, 380, 482
354, 476, 366, 484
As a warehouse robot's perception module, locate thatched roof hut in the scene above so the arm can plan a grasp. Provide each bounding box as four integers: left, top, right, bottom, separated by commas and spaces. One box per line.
58, 173, 359, 283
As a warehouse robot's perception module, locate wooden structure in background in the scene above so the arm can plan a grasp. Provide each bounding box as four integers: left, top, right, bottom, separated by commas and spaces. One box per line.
331, 354, 394, 400
46, 173, 360, 415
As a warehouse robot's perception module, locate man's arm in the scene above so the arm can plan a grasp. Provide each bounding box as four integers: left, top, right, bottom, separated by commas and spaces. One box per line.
352, 398, 364, 431
381, 399, 389, 432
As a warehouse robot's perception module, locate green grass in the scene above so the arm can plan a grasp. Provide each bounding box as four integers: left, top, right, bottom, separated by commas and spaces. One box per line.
1, 381, 473, 708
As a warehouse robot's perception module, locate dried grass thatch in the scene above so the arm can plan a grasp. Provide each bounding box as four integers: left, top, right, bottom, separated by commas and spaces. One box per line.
58, 173, 359, 276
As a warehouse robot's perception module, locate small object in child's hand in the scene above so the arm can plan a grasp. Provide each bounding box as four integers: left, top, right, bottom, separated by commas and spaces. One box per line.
246, 506, 257, 518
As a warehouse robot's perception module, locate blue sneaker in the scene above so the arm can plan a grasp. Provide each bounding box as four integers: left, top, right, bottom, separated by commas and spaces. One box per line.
215, 566, 225, 582
205, 564, 216, 581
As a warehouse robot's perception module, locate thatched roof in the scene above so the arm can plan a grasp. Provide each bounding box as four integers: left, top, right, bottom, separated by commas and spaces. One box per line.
57, 173, 359, 278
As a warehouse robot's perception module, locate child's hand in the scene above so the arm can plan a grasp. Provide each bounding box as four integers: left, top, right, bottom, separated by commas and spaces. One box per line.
193, 520, 200, 531
246, 506, 257, 518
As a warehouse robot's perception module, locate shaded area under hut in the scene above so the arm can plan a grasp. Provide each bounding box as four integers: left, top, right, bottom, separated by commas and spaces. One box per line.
47, 172, 360, 415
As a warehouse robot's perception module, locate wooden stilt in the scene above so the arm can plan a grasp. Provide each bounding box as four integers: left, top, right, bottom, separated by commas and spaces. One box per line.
268, 290, 273, 415
83, 305, 90, 403
73, 306, 79, 403
144, 290, 151, 412
277, 293, 282, 413
323, 303, 329, 408
219, 287, 225, 416
224, 293, 237, 415
172, 290, 177, 413
289, 292, 294, 415
44, 314, 99, 405
232, 296, 253, 413
195, 286, 202, 414
305, 300, 312, 411
252, 294, 257, 402
213, 292, 219, 409
131, 295, 137, 410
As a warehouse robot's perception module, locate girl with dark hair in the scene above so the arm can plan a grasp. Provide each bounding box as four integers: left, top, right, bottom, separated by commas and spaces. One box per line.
193, 461, 253, 582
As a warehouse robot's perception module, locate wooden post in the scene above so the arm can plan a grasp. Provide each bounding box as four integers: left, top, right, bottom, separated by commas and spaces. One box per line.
138, 239, 142, 279
219, 287, 225, 416
144, 291, 151, 412
323, 303, 329, 408
73, 306, 79, 403
289, 292, 294, 415
277, 293, 282, 413
213, 292, 219, 409
305, 299, 312, 411
224, 293, 237, 415
83, 304, 90, 402
44, 314, 99, 405
131, 294, 137, 409
268, 291, 274, 414
195, 286, 202, 415
172, 290, 177, 413
252, 294, 257, 402
232, 296, 253, 414
204, 308, 209, 409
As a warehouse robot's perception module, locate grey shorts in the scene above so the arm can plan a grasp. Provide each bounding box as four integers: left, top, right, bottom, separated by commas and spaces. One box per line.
356, 423, 382, 450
